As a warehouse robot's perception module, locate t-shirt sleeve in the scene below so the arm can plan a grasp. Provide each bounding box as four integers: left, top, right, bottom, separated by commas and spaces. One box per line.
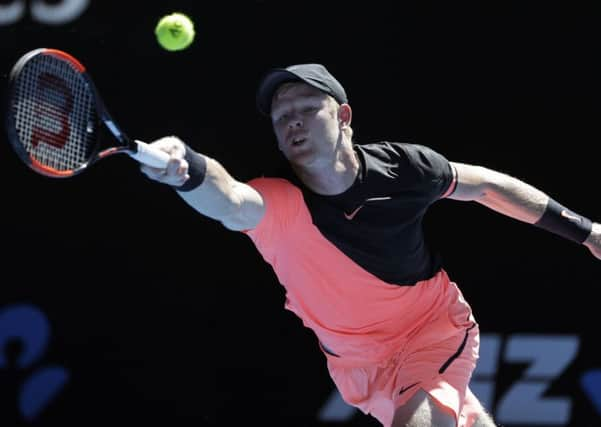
241, 177, 303, 259
393, 142, 457, 203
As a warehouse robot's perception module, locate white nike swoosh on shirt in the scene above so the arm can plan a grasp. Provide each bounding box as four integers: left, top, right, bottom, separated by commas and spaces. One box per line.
344, 196, 392, 220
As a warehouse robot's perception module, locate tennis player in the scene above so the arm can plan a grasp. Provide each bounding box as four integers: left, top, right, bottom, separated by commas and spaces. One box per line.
141, 64, 600, 427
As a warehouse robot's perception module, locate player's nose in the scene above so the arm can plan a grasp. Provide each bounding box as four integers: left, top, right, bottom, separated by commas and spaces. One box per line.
286, 114, 303, 129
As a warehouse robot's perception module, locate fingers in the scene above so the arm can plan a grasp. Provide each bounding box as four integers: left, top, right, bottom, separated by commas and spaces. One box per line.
140, 135, 190, 186
166, 157, 190, 186
156, 135, 186, 158
141, 157, 189, 186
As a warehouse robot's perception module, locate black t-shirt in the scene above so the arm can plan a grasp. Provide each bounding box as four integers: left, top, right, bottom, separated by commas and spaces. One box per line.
296, 141, 455, 285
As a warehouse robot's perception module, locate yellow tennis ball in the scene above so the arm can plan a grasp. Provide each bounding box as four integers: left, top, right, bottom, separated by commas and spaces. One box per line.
155, 13, 195, 51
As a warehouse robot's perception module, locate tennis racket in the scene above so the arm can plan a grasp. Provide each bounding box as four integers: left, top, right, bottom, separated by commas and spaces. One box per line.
4, 48, 170, 178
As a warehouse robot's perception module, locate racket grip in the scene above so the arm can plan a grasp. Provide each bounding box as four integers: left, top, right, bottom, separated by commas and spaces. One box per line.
130, 140, 171, 168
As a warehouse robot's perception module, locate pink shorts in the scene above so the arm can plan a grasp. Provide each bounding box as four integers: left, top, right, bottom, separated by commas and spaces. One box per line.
321, 304, 483, 427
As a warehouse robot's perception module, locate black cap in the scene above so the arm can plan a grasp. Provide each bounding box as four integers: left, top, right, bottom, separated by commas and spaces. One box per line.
256, 63, 348, 116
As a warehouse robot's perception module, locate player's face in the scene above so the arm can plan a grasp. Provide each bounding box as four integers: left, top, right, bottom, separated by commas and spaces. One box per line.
271, 83, 342, 168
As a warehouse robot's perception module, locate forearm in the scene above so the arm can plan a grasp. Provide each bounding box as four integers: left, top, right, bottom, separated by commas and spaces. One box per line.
477, 171, 595, 244
176, 156, 242, 221
139, 136, 264, 230
475, 171, 548, 224
450, 162, 598, 258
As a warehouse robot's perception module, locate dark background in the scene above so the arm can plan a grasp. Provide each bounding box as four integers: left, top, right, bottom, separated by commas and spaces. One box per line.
1, 1, 600, 426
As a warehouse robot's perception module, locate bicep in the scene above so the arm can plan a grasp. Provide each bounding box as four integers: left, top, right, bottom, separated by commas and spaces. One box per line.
221, 182, 266, 231
446, 162, 497, 201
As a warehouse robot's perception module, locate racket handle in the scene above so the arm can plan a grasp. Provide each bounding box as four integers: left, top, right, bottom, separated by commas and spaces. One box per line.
129, 140, 171, 168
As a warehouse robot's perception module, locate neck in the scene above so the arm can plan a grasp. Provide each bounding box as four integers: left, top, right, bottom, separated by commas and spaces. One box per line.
293, 142, 360, 195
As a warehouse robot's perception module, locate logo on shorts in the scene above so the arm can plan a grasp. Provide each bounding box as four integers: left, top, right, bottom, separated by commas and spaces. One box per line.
398, 382, 420, 396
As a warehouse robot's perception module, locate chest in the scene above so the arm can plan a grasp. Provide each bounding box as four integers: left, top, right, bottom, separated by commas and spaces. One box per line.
304, 187, 429, 239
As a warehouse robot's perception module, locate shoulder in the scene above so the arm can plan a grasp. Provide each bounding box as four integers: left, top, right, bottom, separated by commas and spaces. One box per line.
355, 140, 408, 159
243, 176, 305, 239
356, 140, 442, 160
246, 176, 303, 204
247, 176, 298, 190
357, 141, 449, 171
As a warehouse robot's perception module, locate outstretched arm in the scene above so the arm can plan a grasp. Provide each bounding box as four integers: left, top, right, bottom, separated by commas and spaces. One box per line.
447, 162, 601, 260
140, 136, 265, 231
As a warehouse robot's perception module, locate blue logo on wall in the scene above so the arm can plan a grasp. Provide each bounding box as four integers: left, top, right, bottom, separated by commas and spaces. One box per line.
581, 370, 601, 416
0, 304, 69, 421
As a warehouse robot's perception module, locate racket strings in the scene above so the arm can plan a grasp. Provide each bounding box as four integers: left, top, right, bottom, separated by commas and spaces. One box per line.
13, 54, 96, 172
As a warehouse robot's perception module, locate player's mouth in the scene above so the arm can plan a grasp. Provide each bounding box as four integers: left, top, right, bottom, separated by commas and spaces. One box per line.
291, 137, 306, 147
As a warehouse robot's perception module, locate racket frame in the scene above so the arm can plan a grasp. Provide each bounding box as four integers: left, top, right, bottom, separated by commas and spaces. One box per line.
5, 48, 165, 178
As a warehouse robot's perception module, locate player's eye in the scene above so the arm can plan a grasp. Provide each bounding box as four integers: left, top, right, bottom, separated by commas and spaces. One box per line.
275, 113, 289, 124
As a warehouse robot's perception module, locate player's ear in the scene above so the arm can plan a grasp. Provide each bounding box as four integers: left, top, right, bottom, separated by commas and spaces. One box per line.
338, 103, 352, 129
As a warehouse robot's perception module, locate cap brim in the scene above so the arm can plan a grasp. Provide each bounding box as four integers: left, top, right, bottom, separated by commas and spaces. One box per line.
256, 69, 303, 116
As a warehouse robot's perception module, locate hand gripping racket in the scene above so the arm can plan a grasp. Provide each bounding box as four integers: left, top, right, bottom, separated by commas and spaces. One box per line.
4, 48, 170, 178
